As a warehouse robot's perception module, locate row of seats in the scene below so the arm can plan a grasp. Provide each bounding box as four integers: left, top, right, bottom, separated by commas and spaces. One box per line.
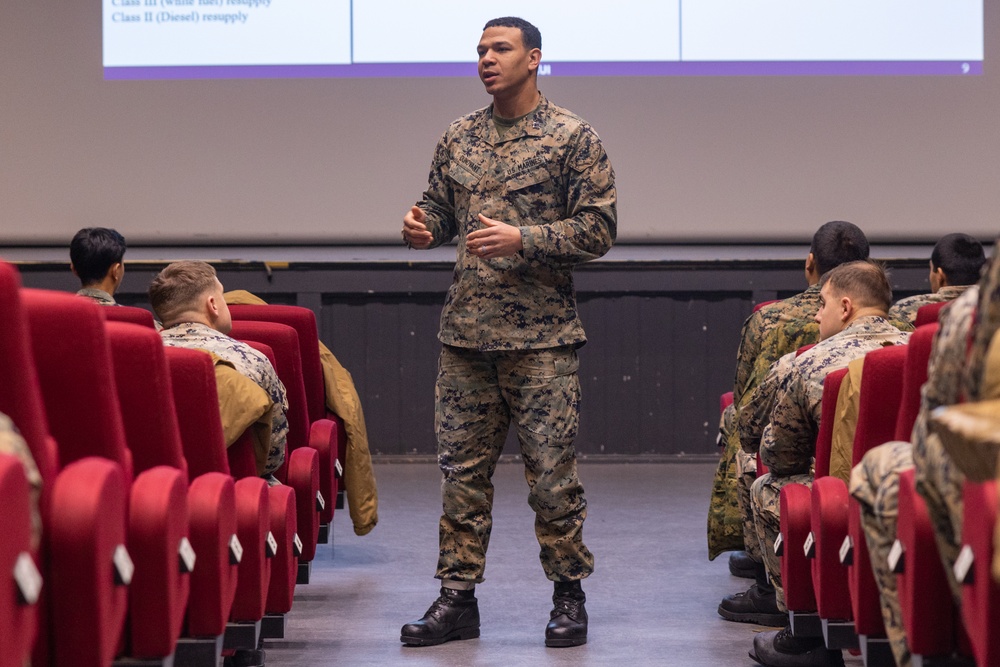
768, 301, 999, 666
0, 260, 342, 667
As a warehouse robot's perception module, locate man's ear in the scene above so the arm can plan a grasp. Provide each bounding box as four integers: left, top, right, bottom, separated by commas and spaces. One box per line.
70, 263, 79, 278
206, 292, 221, 318
840, 295, 853, 323
933, 267, 949, 289
528, 48, 541, 72
804, 253, 819, 283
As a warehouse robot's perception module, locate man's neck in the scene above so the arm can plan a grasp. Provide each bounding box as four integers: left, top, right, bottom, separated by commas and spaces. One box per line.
83, 277, 117, 296
162, 313, 214, 330
846, 308, 888, 327
493, 85, 540, 119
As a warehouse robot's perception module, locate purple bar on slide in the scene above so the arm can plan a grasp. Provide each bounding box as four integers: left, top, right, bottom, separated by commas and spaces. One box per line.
104, 60, 983, 81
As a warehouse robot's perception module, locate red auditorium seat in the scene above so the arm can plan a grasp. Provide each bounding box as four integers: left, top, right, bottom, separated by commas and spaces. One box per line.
22, 288, 191, 665
164, 346, 289, 649
102, 304, 157, 328
228, 320, 323, 567
780, 367, 847, 637
0, 262, 130, 667
0, 454, 39, 667
915, 300, 949, 328
105, 320, 243, 664
958, 479, 1000, 667
229, 304, 341, 527
841, 345, 908, 663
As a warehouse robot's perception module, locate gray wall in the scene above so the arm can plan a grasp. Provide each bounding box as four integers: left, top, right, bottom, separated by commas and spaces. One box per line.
13, 251, 936, 459
2, 3, 999, 244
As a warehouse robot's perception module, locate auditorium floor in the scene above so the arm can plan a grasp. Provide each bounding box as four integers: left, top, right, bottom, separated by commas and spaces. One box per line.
262, 462, 863, 666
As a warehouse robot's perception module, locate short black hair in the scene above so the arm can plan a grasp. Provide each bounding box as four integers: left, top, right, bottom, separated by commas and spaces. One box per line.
483, 17, 541, 51
931, 233, 986, 286
70, 227, 127, 286
810, 221, 870, 276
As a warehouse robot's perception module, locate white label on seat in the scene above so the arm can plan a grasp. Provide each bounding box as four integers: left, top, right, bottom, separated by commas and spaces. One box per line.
265, 531, 278, 558
229, 534, 243, 565
803, 532, 816, 558
839, 535, 853, 566
774, 533, 784, 556
113, 544, 135, 586
293, 533, 303, 557
888, 539, 905, 574
316, 490, 326, 512
335, 460, 344, 478
13, 552, 42, 606
178, 536, 197, 574
955, 544, 975, 585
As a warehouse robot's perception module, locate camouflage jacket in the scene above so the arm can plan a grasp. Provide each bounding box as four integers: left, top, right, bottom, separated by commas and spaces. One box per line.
0, 412, 42, 548
160, 322, 288, 474
888, 285, 970, 327
760, 316, 910, 476
912, 287, 979, 471
76, 287, 117, 305
965, 252, 1000, 401
732, 285, 822, 407
418, 94, 617, 350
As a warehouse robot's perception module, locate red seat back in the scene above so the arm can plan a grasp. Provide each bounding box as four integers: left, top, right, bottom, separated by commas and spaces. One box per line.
0, 264, 57, 497
21, 289, 134, 483
106, 321, 188, 477
163, 347, 233, 479
814, 368, 848, 479
102, 305, 156, 329
228, 320, 311, 454
894, 324, 938, 442
229, 305, 326, 423
961, 480, 1000, 667
0, 454, 38, 667
851, 344, 908, 464
915, 301, 949, 328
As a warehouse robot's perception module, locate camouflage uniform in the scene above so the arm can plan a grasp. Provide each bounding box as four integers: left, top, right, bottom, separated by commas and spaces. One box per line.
707, 287, 824, 560
160, 322, 288, 477
416, 94, 615, 584
887, 285, 970, 327
76, 287, 117, 305
0, 412, 42, 549
750, 316, 910, 610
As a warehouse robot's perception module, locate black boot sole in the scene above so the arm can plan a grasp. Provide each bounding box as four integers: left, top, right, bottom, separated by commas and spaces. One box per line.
400, 626, 480, 646
717, 604, 787, 627
545, 635, 587, 648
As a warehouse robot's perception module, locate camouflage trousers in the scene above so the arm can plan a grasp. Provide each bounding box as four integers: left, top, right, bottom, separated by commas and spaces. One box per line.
913, 430, 966, 605
751, 470, 813, 611
736, 448, 761, 562
850, 441, 914, 667
434, 345, 594, 584
707, 411, 746, 560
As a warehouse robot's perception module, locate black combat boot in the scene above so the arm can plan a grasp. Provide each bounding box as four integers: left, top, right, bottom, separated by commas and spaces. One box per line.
729, 550, 766, 579
750, 625, 845, 666
545, 580, 588, 648
718, 569, 787, 626
400, 586, 480, 646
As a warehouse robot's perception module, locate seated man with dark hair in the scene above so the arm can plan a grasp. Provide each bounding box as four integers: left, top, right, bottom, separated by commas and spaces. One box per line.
149, 260, 287, 483
711, 221, 871, 577
70, 227, 127, 305
888, 233, 986, 326
722, 261, 910, 666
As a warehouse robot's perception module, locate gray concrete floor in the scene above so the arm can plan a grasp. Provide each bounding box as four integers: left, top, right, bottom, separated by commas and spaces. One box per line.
262, 462, 863, 666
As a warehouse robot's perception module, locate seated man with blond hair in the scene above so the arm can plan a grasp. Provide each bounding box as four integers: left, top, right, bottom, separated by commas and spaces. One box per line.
149, 260, 287, 482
